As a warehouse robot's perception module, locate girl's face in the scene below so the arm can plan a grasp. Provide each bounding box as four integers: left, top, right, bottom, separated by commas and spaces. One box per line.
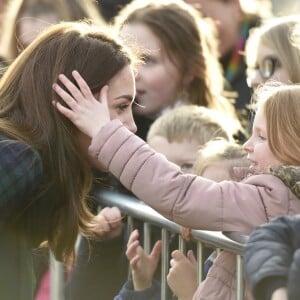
121, 23, 183, 117
79, 65, 137, 170
247, 43, 290, 89
243, 106, 281, 172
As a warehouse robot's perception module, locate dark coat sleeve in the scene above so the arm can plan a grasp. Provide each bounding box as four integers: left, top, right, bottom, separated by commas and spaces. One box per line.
244, 215, 300, 300
113, 279, 161, 300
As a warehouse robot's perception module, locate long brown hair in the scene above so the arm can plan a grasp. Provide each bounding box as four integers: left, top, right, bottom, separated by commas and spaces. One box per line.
114, 0, 236, 117
0, 21, 134, 261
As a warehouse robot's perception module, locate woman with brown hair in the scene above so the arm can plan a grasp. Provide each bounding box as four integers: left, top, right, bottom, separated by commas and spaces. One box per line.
0, 21, 137, 300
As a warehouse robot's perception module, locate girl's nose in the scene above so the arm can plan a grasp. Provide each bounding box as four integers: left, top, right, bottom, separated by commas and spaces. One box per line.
243, 138, 253, 153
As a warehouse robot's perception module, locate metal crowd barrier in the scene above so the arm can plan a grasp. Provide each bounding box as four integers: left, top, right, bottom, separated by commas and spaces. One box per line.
50, 189, 247, 300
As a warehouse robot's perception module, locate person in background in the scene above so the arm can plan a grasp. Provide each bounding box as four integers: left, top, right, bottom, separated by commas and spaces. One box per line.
54, 68, 300, 299
245, 215, 300, 300
168, 139, 250, 300
115, 106, 234, 300
245, 15, 300, 90
184, 0, 273, 128
244, 20, 300, 300
113, 0, 242, 141
0, 0, 105, 65
96, 0, 132, 23
0, 21, 138, 300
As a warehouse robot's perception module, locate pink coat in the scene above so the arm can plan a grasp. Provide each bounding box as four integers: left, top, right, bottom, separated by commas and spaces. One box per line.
89, 120, 300, 299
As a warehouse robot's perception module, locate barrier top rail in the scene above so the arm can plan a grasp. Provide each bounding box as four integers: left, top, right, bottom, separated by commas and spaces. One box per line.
94, 189, 247, 255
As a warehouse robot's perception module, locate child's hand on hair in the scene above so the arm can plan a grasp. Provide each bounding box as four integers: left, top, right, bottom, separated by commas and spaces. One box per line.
53, 70, 111, 138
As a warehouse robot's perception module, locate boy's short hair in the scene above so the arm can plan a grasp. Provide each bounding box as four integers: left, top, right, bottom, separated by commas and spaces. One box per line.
147, 105, 232, 145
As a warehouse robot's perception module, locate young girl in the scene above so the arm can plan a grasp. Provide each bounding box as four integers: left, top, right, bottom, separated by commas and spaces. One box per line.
118, 139, 249, 300
115, 106, 232, 299
54, 74, 300, 300
245, 15, 300, 89
113, 0, 242, 140
0, 21, 137, 299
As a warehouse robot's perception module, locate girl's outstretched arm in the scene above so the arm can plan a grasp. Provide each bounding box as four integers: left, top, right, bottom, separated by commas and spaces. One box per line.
53, 70, 111, 138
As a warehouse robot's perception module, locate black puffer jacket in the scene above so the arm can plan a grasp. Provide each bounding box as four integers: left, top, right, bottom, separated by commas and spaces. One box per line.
245, 214, 300, 300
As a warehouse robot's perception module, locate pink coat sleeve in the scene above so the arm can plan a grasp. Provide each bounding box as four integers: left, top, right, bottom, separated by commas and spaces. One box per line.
89, 120, 297, 234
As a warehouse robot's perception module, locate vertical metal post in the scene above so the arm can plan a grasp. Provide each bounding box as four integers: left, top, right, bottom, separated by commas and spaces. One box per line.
49, 251, 65, 300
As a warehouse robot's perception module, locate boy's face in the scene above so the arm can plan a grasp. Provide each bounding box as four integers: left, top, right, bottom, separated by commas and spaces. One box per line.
148, 136, 200, 173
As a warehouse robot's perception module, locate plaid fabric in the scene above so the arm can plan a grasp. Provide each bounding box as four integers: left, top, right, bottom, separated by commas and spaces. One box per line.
0, 135, 43, 226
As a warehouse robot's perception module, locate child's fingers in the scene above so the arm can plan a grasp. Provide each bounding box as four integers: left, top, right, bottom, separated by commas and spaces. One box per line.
130, 255, 140, 270
100, 207, 122, 228
126, 240, 140, 260
72, 70, 94, 99
53, 83, 78, 109
58, 74, 84, 102
171, 250, 184, 261
187, 250, 197, 264
150, 240, 162, 261
127, 229, 139, 247
53, 101, 74, 119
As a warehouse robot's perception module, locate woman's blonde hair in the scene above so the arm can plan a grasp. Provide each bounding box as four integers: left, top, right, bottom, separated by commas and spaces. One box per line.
193, 138, 249, 178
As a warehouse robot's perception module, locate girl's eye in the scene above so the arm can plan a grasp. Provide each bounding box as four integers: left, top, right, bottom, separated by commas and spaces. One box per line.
258, 134, 266, 141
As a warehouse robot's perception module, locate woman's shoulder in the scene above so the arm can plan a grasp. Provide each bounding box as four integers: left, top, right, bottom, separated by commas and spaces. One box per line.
0, 133, 43, 180
0, 133, 41, 158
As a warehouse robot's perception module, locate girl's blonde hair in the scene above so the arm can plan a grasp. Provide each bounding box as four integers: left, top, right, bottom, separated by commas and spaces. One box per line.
254, 83, 300, 165
245, 15, 300, 83
193, 139, 249, 178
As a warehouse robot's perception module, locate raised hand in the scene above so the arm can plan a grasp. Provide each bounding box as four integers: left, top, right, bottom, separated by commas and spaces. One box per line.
93, 206, 123, 240
53, 70, 111, 138
126, 229, 162, 291
167, 250, 198, 300
180, 226, 192, 241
